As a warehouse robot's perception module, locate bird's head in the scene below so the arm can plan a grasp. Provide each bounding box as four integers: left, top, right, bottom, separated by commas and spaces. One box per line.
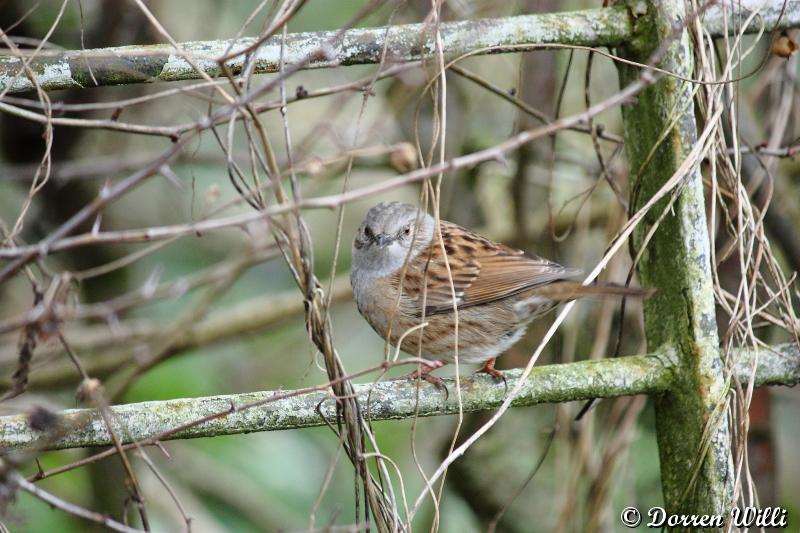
351, 201, 433, 278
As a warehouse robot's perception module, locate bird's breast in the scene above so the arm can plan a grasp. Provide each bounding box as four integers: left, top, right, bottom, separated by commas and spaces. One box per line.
352, 273, 405, 338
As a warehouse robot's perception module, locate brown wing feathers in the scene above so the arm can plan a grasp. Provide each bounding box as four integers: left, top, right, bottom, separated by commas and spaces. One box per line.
395, 222, 580, 315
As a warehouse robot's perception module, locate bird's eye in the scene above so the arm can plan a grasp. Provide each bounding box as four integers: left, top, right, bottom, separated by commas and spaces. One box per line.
403, 226, 411, 235
363, 226, 374, 239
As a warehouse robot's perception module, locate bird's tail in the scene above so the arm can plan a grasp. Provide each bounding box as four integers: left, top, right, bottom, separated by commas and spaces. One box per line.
532, 281, 654, 302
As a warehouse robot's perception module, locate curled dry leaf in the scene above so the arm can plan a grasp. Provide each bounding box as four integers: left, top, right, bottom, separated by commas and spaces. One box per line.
389, 142, 418, 173
771, 34, 798, 58
77, 378, 104, 404
304, 158, 324, 176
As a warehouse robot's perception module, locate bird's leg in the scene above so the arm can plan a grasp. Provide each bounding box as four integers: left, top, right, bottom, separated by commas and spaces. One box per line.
475, 358, 507, 388
399, 360, 448, 398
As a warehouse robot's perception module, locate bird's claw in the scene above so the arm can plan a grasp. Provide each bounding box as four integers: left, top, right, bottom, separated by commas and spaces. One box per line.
416, 372, 449, 400
397, 360, 449, 400
475, 359, 508, 394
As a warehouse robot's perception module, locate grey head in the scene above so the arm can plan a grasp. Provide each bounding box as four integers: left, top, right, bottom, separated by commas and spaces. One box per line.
351, 201, 434, 279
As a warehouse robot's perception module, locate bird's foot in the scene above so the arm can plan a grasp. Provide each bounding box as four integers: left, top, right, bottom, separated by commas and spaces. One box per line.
398, 360, 449, 399
475, 358, 507, 392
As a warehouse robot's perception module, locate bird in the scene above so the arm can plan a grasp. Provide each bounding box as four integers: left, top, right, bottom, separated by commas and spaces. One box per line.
350, 201, 648, 387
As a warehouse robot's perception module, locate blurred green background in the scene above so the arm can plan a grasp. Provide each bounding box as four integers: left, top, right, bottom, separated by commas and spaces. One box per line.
1, 1, 798, 531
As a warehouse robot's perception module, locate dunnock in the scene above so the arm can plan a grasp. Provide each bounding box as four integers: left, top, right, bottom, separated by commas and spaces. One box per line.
350, 201, 646, 385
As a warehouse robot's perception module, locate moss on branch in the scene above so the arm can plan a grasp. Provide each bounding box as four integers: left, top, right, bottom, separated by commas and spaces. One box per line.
1, 2, 797, 93
0, 344, 796, 452
0, 7, 632, 93
2, 354, 669, 451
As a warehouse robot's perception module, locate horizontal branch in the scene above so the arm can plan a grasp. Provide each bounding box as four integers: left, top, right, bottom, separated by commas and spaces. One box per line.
0, 6, 631, 93
1, 1, 796, 93
734, 342, 800, 386
702, 0, 800, 35
1, 354, 671, 451
1, 343, 797, 451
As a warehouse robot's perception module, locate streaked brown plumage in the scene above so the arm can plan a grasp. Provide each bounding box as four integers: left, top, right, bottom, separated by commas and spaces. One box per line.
350, 201, 647, 383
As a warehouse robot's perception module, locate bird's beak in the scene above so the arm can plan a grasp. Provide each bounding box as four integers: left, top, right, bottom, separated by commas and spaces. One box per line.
374, 233, 392, 247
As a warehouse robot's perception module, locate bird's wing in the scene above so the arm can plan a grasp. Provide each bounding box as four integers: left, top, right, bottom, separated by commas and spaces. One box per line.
394, 221, 580, 316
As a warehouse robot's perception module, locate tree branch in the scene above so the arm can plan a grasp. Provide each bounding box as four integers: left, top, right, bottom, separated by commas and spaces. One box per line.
1, 1, 796, 93
1, 343, 797, 451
